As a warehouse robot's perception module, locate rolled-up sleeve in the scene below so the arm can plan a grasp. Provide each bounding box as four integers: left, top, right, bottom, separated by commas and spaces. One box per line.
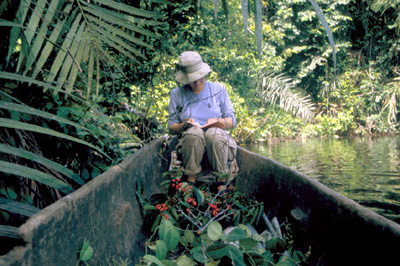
168, 89, 180, 129
220, 88, 237, 129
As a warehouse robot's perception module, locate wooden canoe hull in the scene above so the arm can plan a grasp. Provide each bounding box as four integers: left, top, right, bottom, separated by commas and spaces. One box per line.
1, 137, 399, 265
236, 147, 400, 265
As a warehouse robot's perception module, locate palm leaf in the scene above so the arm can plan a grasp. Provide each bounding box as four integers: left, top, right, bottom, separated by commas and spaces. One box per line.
47, 12, 83, 85
6, 0, 30, 62
16, 0, 46, 72
30, 3, 75, 81
23, 0, 61, 77
91, 0, 162, 19
0, 225, 20, 239
87, 47, 94, 100
0, 101, 89, 132
0, 118, 112, 161
65, 29, 89, 93
0, 143, 84, 185
0, 71, 82, 101
85, 15, 153, 51
0, 160, 74, 194
0, 197, 40, 217
256, 73, 315, 122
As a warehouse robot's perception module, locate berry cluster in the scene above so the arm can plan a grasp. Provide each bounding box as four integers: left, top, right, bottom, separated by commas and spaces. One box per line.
156, 203, 170, 220
170, 178, 184, 192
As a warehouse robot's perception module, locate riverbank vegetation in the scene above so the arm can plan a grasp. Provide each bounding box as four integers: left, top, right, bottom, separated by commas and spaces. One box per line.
0, 0, 399, 255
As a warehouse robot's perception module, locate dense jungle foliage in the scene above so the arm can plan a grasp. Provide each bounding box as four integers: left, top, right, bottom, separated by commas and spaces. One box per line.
0, 0, 399, 255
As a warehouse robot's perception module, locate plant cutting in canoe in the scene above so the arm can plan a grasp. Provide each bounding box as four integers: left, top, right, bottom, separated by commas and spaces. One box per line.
135, 168, 309, 266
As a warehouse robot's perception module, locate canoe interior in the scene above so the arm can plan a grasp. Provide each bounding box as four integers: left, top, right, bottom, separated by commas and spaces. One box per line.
1, 136, 399, 266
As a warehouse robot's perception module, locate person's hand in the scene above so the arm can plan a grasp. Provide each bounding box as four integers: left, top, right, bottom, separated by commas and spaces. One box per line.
207, 118, 218, 124
183, 118, 195, 130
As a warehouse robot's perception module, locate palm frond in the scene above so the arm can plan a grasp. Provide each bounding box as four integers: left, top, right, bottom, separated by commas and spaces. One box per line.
0, 118, 112, 161
256, 73, 316, 122
0, 197, 40, 218
0, 160, 74, 194
3, 0, 169, 97
0, 225, 20, 239
0, 143, 85, 186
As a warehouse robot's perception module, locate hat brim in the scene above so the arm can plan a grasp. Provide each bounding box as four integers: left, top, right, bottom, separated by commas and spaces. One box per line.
175, 63, 211, 84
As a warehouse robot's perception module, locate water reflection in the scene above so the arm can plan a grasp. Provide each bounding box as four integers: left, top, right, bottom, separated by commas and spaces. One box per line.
242, 136, 400, 223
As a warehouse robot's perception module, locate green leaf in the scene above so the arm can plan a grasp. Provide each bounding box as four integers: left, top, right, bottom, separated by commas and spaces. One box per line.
0, 118, 112, 161
151, 214, 162, 233
207, 244, 229, 260
47, 11, 83, 85
156, 240, 168, 260
80, 3, 157, 38
23, 0, 60, 76
190, 246, 206, 263
0, 160, 74, 194
176, 254, 196, 266
207, 221, 222, 241
0, 143, 84, 186
265, 237, 286, 252
143, 255, 165, 266
239, 238, 258, 250
180, 230, 195, 247
221, 228, 247, 242
158, 219, 180, 251
0, 197, 40, 217
161, 260, 178, 266
91, 0, 161, 19
0, 71, 82, 101
86, 46, 95, 100
0, 101, 88, 132
31, 3, 74, 80
79, 239, 94, 262
227, 244, 245, 264
0, 225, 20, 239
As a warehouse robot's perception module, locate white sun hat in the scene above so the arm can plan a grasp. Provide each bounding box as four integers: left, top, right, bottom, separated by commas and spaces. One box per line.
175, 51, 211, 84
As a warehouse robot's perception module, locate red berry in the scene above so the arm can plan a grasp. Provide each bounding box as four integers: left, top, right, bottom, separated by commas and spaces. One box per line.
156, 204, 161, 210
171, 183, 175, 188
192, 201, 197, 206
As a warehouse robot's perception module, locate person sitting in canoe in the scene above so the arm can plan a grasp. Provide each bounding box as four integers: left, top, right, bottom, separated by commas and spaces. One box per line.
168, 51, 238, 193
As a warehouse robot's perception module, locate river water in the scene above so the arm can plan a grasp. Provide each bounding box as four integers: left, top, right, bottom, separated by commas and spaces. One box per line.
241, 135, 400, 223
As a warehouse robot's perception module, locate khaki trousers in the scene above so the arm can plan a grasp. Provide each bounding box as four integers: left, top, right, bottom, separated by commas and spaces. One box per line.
176, 127, 237, 176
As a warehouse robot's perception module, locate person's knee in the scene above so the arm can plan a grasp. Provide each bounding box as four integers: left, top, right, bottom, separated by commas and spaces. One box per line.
182, 127, 205, 145
205, 127, 226, 144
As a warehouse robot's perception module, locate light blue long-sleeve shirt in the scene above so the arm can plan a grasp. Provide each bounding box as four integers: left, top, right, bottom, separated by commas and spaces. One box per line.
168, 82, 236, 129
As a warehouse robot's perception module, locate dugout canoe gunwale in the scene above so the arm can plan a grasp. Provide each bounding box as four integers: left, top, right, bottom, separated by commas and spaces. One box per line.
1, 136, 400, 266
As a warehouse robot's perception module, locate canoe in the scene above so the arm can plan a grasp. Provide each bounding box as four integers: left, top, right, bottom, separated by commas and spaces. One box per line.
1, 136, 400, 266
